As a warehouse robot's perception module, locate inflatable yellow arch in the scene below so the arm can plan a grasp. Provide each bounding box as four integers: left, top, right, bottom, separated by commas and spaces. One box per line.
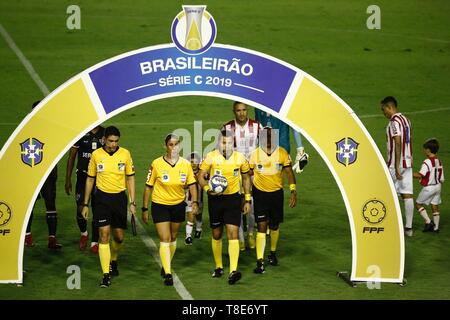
0, 43, 404, 284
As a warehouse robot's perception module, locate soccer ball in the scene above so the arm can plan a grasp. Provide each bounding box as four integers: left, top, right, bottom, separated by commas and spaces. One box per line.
209, 174, 228, 193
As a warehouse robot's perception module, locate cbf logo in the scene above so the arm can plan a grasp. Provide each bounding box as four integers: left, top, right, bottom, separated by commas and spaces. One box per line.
171, 5, 217, 55
20, 138, 44, 167
335, 137, 359, 167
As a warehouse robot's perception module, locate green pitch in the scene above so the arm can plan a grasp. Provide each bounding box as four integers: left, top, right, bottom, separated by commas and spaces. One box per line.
1, 0, 449, 299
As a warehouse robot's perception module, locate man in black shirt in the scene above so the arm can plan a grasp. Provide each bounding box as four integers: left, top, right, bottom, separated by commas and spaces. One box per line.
65, 125, 105, 252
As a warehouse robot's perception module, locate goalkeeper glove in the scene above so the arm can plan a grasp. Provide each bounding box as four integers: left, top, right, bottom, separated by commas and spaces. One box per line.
292, 147, 309, 174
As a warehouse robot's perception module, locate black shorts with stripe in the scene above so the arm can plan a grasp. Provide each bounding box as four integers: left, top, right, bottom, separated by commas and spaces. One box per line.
208, 192, 241, 228
253, 186, 284, 225
93, 189, 127, 229
151, 201, 186, 224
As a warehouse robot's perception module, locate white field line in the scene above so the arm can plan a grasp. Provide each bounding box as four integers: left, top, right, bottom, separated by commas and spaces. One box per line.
0, 23, 50, 96
131, 215, 194, 300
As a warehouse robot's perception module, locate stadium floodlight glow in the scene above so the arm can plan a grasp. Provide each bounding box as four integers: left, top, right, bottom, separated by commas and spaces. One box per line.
0, 5, 404, 284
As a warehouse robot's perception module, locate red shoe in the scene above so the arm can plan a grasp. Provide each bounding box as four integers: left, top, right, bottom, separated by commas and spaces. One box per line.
79, 234, 88, 251
90, 243, 99, 254
48, 236, 62, 250
24, 233, 34, 247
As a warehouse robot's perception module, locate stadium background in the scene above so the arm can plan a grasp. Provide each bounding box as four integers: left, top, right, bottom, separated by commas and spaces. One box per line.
0, 0, 449, 299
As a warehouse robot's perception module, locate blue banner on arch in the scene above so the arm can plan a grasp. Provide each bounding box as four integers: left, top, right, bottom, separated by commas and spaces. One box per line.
89, 45, 296, 114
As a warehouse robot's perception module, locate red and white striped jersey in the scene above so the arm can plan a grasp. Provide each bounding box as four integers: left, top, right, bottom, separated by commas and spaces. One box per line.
419, 156, 445, 186
222, 119, 263, 160
386, 113, 413, 169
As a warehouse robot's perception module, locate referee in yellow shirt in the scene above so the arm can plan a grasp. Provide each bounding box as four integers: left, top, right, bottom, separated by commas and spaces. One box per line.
249, 127, 297, 273
142, 134, 198, 286
81, 126, 136, 288
197, 129, 251, 285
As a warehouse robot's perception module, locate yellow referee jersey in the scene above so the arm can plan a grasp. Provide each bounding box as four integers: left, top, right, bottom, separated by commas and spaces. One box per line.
249, 146, 291, 192
87, 147, 135, 193
200, 149, 250, 195
146, 156, 196, 205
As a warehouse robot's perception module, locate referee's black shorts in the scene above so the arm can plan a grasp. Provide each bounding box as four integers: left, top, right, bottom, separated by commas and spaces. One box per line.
93, 189, 127, 229
151, 201, 186, 224
208, 192, 241, 228
253, 186, 284, 225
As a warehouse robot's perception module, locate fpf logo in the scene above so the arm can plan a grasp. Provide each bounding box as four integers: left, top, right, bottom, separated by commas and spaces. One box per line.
0, 201, 12, 236
362, 199, 387, 234
171, 5, 217, 55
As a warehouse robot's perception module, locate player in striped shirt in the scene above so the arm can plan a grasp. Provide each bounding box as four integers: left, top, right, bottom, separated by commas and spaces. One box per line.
413, 138, 444, 232
222, 101, 263, 251
381, 96, 415, 236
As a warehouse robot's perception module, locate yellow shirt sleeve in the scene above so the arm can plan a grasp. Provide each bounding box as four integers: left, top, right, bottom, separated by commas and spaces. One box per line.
126, 150, 135, 175
146, 160, 157, 187
240, 154, 250, 174
87, 153, 97, 177
281, 148, 292, 167
187, 164, 196, 185
249, 150, 256, 170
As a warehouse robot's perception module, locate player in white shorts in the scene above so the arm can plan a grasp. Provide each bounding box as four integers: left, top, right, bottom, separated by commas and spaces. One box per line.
414, 138, 444, 232
381, 96, 415, 236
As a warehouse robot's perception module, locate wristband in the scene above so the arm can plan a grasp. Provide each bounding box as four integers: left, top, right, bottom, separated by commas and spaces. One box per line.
203, 185, 210, 192
141, 207, 148, 212
192, 201, 199, 204
289, 184, 296, 192
82, 203, 89, 207
130, 202, 136, 206
245, 194, 251, 201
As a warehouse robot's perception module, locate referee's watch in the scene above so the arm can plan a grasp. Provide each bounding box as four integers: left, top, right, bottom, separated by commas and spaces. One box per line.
130, 201, 136, 206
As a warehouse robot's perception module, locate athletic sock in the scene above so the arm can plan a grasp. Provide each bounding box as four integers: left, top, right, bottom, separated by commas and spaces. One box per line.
404, 198, 414, 229
256, 232, 266, 260
228, 239, 240, 273
169, 240, 177, 261
46, 211, 57, 236
110, 239, 123, 261
433, 212, 440, 230
211, 238, 223, 269
418, 207, 431, 224
186, 221, 194, 238
270, 228, 280, 252
160, 242, 171, 274
76, 209, 87, 233
98, 243, 111, 274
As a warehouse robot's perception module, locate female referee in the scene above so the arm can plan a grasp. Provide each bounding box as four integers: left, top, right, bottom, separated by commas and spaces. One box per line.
141, 134, 198, 286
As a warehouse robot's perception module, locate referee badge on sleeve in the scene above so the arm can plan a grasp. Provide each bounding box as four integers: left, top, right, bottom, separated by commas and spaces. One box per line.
118, 163, 125, 171
97, 163, 105, 172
